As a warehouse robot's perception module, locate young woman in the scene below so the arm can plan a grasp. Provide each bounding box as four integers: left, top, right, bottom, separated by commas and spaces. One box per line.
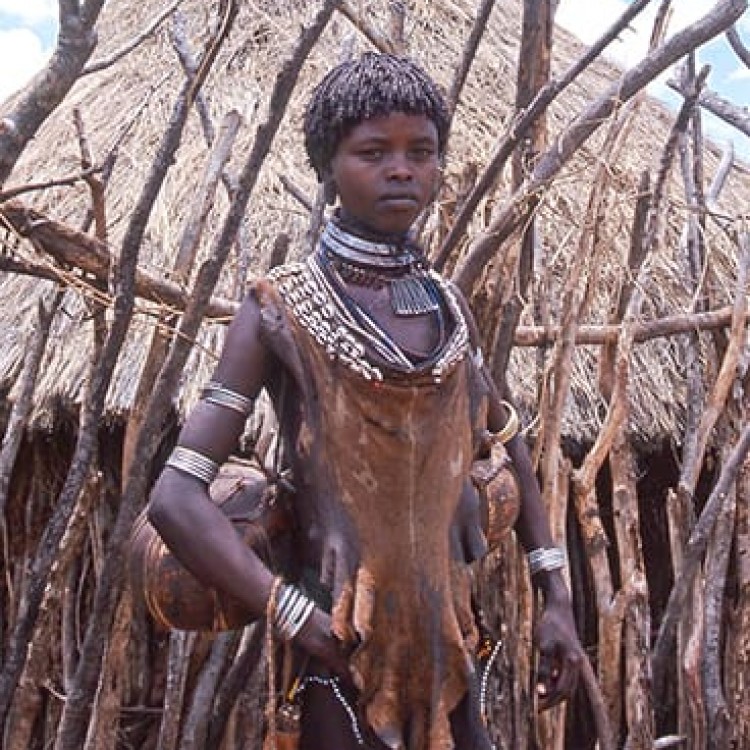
148, 52, 581, 750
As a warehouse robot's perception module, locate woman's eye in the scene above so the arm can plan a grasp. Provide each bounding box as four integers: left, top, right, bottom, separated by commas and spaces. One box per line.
410, 148, 435, 160
358, 149, 383, 160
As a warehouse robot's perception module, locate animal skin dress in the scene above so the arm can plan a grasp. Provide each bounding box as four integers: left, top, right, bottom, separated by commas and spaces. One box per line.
252, 242, 490, 750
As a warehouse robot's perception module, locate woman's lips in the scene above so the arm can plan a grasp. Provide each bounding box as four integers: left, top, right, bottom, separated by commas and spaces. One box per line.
379, 193, 419, 208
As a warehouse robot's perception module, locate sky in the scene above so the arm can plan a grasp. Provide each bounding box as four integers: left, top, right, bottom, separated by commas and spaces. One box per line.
0, 0, 748, 157
0, 0, 56, 101
556, 0, 750, 159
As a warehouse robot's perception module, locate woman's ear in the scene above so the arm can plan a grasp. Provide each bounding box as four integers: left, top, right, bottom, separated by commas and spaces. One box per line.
323, 173, 337, 206
431, 162, 444, 201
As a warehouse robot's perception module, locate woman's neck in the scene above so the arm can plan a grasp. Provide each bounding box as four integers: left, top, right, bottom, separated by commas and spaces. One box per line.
333, 209, 412, 246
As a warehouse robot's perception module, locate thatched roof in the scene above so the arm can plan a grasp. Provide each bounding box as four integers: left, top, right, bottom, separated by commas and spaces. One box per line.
0, 0, 747, 444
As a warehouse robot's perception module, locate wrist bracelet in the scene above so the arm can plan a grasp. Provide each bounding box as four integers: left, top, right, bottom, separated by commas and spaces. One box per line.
273, 583, 315, 641
527, 547, 566, 576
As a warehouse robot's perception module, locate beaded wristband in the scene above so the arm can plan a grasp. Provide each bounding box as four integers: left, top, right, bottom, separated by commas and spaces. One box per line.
165, 446, 219, 485
527, 547, 566, 577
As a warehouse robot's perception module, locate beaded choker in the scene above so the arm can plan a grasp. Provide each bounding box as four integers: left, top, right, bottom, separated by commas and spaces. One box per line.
321, 221, 439, 316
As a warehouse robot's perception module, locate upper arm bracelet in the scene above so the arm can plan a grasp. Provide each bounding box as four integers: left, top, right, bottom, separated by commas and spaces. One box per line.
200, 381, 255, 417
165, 446, 219, 485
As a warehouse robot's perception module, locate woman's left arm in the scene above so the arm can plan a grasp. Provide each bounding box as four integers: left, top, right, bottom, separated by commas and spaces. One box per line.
503, 431, 583, 709
449, 282, 583, 707
484, 387, 583, 709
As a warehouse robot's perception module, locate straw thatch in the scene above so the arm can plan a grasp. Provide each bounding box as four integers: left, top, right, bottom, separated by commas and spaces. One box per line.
2, 4, 750, 749
0, 0, 746, 445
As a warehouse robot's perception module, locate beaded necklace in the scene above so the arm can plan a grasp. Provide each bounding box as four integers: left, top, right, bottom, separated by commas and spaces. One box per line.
267, 222, 470, 382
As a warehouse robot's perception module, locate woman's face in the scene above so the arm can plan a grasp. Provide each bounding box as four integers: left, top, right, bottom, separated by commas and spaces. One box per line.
329, 112, 441, 235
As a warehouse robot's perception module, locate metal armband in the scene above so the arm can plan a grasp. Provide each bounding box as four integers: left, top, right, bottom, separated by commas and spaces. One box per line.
200, 381, 255, 417
165, 446, 219, 485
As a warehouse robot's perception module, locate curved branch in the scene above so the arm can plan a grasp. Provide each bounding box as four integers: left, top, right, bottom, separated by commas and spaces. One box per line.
726, 24, 750, 69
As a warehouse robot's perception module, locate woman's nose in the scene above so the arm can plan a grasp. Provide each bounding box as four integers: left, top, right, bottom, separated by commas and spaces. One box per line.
385, 152, 413, 180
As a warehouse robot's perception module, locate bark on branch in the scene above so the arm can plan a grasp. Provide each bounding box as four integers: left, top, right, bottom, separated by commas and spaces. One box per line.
0, 200, 237, 320
651, 423, 750, 699
667, 77, 750, 139
726, 24, 750, 69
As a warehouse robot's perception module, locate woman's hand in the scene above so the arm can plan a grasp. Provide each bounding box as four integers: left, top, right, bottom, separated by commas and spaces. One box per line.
534, 598, 583, 710
294, 606, 352, 682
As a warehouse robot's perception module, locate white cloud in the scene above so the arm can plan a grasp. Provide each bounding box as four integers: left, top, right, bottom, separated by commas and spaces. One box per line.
0, 27, 49, 102
0, 0, 56, 25
555, 1, 737, 69
555, 2, 750, 161
728, 65, 750, 81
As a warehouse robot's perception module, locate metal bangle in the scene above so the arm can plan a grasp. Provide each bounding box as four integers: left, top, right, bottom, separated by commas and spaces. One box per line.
165, 446, 219, 485
527, 547, 566, 576
286, 598, 316, 640
200, 381, 255, 417
274, 586, 294, 633
492, 400, 520, 444
273, 584, 315, 641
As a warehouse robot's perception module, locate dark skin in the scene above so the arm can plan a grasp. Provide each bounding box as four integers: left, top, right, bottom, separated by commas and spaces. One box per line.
149, 112, 582, 747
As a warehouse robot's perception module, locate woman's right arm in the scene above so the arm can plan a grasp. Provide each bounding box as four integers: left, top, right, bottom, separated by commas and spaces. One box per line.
147, 293, 348, 674
148, 293, 279, 615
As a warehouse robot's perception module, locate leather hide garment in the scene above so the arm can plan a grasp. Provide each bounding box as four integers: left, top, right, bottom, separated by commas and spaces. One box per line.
253, 261, 489, 750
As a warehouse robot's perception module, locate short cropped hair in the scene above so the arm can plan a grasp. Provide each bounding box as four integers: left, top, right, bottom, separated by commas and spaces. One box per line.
303, 52, 450, 181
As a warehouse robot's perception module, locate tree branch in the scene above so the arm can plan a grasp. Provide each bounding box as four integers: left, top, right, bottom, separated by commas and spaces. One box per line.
668, 77, 750, 139
726, 24, 750, 69
652, 421, 750, 698
445, 0, 498, 120
0, 200, 237, 319
338, 1, 395, 52
82, 0, 183, 75
451, 0, 748, 294
513, 305, 736, 345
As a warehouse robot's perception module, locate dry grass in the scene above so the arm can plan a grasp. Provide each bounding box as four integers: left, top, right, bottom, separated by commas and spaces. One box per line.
0, 0, 747, 442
